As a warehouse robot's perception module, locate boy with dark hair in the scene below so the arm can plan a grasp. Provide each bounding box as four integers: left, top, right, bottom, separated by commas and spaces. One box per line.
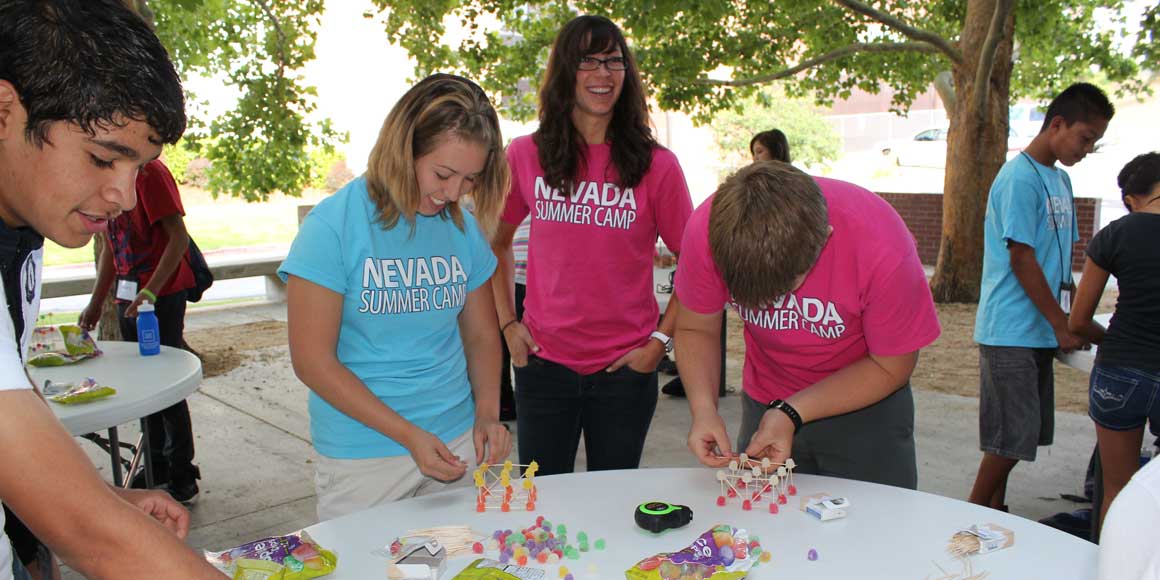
968, 82, 1114, 510
675, 162, 940, 488
0, 0, 224, 578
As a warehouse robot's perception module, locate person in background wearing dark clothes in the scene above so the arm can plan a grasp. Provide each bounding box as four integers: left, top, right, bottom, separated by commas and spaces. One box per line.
79, 159, 201, 504
1068, 152, 1160, 535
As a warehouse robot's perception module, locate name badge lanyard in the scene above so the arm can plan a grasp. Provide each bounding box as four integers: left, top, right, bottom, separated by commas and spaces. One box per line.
1020, 152, 1073, 313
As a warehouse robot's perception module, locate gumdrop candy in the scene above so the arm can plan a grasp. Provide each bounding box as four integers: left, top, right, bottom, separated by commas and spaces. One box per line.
719, 545, 735, 566
769, 503, 779, 514
556, 524, 567, 535
712, 531, 733, 548
727, 488, 738, 498
517, 554, 528, 566
788, 484, 797, 496
594, 539, 605, 551
760, 551, 772, 563
558, 566, 569, 578
536, 551, 549, 564
638, 556, 662, 571
658, 561, 681, 579
716, 496, 726, 506
472, 542, 484, 554
778, 494, 787, 505
498, 551, 510, 564
742, 500, 752, 511
501, 502, 511, 512
807, 548, 818, 561
536, 515, 545, 525
576, 532, 588, 543
542, 521, 553, 532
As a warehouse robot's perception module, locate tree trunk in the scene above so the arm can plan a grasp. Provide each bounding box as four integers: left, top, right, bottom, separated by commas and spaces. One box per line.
929, 0, 1015, 303
92, 236, 122, 341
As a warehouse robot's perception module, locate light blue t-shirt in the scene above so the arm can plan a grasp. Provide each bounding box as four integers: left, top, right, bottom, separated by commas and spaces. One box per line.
975, 153, 1079, 348
278, 177, 497, 459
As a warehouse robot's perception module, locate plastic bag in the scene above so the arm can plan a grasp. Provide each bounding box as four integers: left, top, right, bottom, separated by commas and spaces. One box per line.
46, 377, 116, 405
27, 324, 101, 367
205, 531, 337, 580
626, 524, 759, 580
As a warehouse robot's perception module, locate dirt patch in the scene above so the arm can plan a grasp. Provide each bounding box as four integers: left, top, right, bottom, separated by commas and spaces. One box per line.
186, 320, 288, 378
724, 291, 1117, 414
190, 291, 1115, 413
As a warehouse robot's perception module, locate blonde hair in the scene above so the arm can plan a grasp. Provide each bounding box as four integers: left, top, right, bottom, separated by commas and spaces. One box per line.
709, 161, 829, 309
366, 73, 510, 234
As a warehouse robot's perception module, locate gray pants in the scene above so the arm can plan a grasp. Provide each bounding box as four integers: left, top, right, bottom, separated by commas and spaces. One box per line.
738, 384, 918, 489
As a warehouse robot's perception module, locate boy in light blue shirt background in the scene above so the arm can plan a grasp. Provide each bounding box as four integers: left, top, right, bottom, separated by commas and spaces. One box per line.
969, 82, 1114, 513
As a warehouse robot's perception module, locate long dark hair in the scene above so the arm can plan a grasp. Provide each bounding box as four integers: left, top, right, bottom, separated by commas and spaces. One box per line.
534, 15, 655, 192
750, 129, 791, 163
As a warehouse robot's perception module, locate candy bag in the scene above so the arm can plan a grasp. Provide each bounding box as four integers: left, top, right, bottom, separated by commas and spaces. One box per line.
206, 531, 337, 580
626, 525, 759, 580
27, 324, 101, 367
47, 378, 116, 405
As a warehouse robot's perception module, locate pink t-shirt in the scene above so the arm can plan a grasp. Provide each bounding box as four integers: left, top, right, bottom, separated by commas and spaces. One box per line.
502, 135, 693, 374
676, 177, 941, 404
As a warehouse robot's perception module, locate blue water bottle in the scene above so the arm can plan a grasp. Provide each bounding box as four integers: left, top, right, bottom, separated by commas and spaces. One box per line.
136, 303, 161, 356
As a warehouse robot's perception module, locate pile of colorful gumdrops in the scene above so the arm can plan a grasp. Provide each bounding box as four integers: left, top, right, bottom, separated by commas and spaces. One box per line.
469, 515, 605, 580
715, 455, 797, 514
474, 460, 539, 512
627, 524, 772, 580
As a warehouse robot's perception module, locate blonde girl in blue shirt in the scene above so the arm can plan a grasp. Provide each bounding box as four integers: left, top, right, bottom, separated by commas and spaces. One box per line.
280, 74, 512, 520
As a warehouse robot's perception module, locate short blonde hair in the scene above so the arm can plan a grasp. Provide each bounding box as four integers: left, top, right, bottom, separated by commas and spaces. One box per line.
366, 73, 510, 234
709, 161, 829, 309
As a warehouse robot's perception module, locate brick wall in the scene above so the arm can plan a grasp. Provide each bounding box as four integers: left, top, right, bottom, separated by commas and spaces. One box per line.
877, 193, 1100, 272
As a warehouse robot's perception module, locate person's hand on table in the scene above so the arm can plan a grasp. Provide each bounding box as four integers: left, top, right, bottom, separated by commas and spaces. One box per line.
502, 322, 539, 367
688, 412, 735, 468
404, 430, 467, 482
606, 340, 665, 373
114, 487, 190, 539
744, 408, 795, 465
473, 418, 512, 464
124, 290, 154, 318
77, 302, 102, 332
1054, 326, 1088, 354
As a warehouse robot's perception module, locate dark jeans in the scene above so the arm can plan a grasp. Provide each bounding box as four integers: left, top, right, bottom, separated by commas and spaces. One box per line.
118, 289, 197, 486
499, 283, 526, 412
514, 355, 658, 475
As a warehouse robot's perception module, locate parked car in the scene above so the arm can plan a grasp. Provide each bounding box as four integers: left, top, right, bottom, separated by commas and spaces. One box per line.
880, 125, 1034, 168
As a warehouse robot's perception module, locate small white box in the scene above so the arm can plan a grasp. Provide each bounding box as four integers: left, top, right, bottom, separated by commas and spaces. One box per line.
801, 493, 849, 521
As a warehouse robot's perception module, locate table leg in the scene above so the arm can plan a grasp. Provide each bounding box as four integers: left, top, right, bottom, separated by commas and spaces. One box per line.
107, 427, 123, 487
139, 417, 155, 489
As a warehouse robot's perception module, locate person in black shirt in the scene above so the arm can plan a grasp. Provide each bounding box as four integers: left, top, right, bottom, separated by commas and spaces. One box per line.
1069, 151, 1160, 533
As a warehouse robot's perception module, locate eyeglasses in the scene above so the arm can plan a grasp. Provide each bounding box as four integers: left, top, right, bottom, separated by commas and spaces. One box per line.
578, 56, 627, 71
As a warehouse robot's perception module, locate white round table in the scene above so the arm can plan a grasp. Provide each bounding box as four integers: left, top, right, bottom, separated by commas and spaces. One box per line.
304, 467, 1097, 579
27, 341, 202, 486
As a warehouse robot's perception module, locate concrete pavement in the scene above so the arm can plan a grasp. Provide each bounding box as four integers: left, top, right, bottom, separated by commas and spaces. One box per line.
65, 299, 1098, 577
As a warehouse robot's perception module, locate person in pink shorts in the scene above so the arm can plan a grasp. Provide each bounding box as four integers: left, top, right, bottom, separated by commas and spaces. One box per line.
675, 162, 940, 488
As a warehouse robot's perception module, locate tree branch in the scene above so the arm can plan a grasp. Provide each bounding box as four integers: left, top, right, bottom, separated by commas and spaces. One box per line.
697, 42, 940, 87
832, 0, 962, 64
972, 0, 1015, 121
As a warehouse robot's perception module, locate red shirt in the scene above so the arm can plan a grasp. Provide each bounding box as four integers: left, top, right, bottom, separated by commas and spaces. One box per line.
107, 160, 195, 298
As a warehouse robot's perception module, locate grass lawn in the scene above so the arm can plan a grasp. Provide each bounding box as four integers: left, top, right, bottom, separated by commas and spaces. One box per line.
42, 187, 331, 268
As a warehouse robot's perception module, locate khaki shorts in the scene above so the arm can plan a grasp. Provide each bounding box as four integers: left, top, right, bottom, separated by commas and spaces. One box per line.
313, 430, 475, 521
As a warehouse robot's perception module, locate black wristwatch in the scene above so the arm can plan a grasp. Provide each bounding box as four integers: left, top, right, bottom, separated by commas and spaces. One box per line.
766, 399, 803, 433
